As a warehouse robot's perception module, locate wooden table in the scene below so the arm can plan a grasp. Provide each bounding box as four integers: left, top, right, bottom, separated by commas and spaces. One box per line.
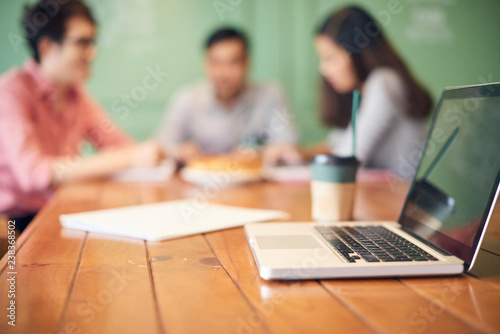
1, 175, 499, 334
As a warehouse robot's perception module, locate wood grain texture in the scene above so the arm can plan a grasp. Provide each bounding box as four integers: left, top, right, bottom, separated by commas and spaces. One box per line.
205, 228, 373, 334
401, 276, 500, 333
148, 234, 271, 334
58, 182, 161, 334
321, 278, 479, 334
0, 181, 100, 334
139, 179, 271, 334
0, 175, 498, 334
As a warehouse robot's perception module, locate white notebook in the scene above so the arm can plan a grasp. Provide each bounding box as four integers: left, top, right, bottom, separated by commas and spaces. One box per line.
60, 200, 289, 241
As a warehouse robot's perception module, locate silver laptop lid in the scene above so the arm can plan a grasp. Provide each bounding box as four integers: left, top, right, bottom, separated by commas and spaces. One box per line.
398, 82, 500, 270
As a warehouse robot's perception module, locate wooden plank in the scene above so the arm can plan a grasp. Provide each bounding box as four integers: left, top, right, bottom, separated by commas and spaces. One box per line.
181, 180, 315, 221
96, 181, 141, 208
147, 234, 271, 334
136, 180, 271, 334
0, 181, 100, 334
60, 235, 160, 334
0, 181, 90, 271
320, 181, 497, 333
402, 275, 500, 333
58, 182, 161, 334
140, 180, 401, 333
139, 176, 407, 223
1, 175, 496, 334
137, 176, 186, 203
321, 278, 480, 334
205, 227, 373, 334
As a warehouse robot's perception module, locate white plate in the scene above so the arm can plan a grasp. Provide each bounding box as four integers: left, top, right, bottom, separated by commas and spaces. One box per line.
180, 168, 262, 186
111, 160, 176, 183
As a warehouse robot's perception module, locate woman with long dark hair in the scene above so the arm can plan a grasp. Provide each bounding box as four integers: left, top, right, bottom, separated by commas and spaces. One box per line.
314, 6, 432, 177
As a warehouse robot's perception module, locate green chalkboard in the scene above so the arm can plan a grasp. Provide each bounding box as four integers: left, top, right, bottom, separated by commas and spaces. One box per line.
1, 0, 499, 145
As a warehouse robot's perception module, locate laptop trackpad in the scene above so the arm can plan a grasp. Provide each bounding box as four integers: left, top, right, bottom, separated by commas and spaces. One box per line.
256, 235, 321, 249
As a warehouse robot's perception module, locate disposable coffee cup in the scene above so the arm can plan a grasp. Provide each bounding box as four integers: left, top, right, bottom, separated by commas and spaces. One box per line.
310, 155, 359, 221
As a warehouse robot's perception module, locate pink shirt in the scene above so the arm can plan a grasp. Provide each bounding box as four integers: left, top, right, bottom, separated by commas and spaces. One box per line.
0, 59, 134, 216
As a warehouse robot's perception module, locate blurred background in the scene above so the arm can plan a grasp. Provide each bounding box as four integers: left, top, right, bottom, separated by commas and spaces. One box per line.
1, 0, 499, 147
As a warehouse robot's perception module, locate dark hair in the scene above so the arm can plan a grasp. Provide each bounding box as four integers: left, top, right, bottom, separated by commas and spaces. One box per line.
22, 0, 96, 63
205, 27, 249, 53
317, 6, 432, 128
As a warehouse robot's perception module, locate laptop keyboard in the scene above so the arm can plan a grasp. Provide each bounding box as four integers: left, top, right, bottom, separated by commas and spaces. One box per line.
315, 225, 438, 263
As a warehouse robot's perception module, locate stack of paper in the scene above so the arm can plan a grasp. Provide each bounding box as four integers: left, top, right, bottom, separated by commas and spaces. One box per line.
60, 200, 289, 241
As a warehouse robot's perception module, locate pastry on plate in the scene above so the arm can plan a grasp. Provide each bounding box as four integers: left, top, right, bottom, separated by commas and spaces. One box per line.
182, 151, 263, 184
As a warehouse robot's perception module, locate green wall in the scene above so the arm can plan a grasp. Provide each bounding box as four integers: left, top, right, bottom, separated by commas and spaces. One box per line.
1, 0, 499, 146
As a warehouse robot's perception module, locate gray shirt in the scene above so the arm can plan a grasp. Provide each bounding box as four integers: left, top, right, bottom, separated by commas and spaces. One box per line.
156, 81, 298, 155
328, 67, 428, 178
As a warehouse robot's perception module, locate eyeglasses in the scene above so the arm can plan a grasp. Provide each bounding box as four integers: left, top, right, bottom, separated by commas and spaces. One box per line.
62, 36, 97, 51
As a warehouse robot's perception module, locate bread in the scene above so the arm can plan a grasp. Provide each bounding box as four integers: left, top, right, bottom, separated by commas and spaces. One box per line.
187, 152, 262, 175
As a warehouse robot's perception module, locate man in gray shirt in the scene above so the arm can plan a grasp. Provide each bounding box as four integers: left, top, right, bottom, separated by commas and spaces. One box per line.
156, 28, 300, 165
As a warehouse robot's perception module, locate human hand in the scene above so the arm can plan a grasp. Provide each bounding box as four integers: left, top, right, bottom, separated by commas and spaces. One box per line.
177, 141, 201, 164
132, 140, 166, 168
262, 143, 303, 166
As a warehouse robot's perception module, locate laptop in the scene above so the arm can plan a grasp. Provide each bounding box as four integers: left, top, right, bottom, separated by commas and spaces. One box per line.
245, 82, 500, 280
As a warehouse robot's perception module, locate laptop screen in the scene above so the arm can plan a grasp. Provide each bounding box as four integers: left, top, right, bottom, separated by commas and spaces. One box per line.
399, 83, 500, 268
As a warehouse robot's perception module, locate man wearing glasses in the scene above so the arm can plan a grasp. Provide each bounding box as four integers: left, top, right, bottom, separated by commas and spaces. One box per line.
0, 0, 164, 233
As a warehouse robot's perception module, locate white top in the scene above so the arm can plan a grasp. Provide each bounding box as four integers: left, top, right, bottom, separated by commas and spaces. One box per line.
328, 67, 428, 178
156, 81, 298, 155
